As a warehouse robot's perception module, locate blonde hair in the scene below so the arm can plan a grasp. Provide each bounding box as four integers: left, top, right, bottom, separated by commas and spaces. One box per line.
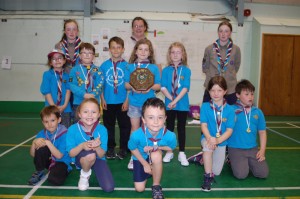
166, 42, 188, 66
129, 38, 155, 64
76, 98, 100, 119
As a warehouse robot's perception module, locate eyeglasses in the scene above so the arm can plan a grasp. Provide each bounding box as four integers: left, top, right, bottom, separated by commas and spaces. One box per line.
171, 51, 182, 55
51, 57, 64, 62
134, 25, 144, 29
80, 52, 94, 56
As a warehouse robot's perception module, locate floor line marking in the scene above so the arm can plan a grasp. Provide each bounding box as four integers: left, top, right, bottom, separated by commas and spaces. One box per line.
267, 127, 300, 144
0, 136, 35, 158
23, 173, 48, 199
286, 123, 300, 128
0, 184, 299, 191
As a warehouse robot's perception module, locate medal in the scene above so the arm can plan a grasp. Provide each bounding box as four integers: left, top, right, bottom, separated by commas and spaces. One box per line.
85, 80, 89, 84
244, 106, 252, 134
216, 132, 220, 138
114, 80, 118, 84
246, 128, 251, 133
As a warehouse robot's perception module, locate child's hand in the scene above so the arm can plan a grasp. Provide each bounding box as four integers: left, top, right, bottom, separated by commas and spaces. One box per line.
57, 105, 66, 113
167, 101, 176, 109
256, 150, 266, 162
143, 162, 152, 174
81, 142, 92, 151
34, 138, 46, 149
140, 89, 151, 94
144, 146, 153, 153
206, 137, 217, 150
88, 137, 101, 149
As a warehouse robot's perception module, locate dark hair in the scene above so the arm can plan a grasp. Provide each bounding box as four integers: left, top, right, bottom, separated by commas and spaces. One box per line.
40, 105, 61, 120
79, 42, 95, 54
60, 19, 79, 42
142, 97, 166, 117
132, 16, 149, 32
207, 76, 227, 91
108, 36, 124, 48
129, 38, 155, 64
218, 20, 232, 32
235, 79, 255, 94
76, 98, 100, 119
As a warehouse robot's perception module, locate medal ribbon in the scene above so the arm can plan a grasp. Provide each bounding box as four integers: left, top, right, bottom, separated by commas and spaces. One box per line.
62, 37, 81, 66
54, 71, 63, 106
111, 59, 124, 94
213, 39, 233, 75
80, 65, 92, 91
235, 101, 252, 132
210, 99, 226, 137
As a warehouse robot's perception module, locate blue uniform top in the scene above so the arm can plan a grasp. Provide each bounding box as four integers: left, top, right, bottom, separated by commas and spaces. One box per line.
66, 122, 108, 160
100, 59, 128, 104
36, 124, 72, 171
69, 64, 104, 105
125, 63, 161, 107
161, 65, 191, 111
200, 102, 235, 146
40, 69, 71, 113
227, 105, 266, 149
128, 126, 177, 160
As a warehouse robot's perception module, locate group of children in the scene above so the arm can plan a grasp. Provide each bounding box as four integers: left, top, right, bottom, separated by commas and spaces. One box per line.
28, 18, 269, 199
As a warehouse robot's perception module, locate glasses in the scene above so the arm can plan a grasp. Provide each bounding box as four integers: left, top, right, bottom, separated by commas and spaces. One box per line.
171, 51, 182, 55
134, 25, 144, 29
51, 57, 64, 62
80, 52, 94, 56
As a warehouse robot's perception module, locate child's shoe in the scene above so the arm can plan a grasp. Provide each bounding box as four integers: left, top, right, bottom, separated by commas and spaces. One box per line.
201, 173, 215, 192
127, 157, 133, 170
78, 169, 91, 191
187, 151, 203, 165
106, 148, 116, 159
152, 185, 164, 199
178, 151, 189, 166
28, 170, 45, 185
163, 152, 174, 163
116, 149, 127, 160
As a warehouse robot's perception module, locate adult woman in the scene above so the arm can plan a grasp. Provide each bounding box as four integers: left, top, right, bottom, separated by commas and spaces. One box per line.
202, 21, 241, 105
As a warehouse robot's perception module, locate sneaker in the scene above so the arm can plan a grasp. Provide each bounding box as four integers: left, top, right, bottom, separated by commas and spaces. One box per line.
106, 148, 116, 159
187, 151, 203, 165
152, 185, 164, 199
78, 170, 91, 191
116, 149, 127, 160
201, 173, 215, 192
28, 170, 45, 185
178, 152, 189, 166
127, 157, 133, 170
163, 152, 174, 163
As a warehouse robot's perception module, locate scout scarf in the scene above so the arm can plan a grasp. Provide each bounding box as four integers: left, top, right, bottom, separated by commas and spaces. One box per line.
213, 39, 233, 74
62, 37, 81, 67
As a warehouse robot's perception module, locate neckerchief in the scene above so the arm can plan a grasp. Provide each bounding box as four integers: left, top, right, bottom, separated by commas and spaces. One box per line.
142, 124, 167, 152
78, 120, 99, 140
210, 99, 226, 137
213, 39, 233, 74
134, 60, 150, 69
235, 101, 251, 114
110, 58, 125, 94
170, 63, 182, 99
235, 100, 252, 133
44, 124, 67, 169
54, 70, 63, 106
62, 37, 81, 67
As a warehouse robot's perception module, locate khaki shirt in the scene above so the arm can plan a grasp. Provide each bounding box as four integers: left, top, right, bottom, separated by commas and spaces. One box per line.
202, 43, 241, 94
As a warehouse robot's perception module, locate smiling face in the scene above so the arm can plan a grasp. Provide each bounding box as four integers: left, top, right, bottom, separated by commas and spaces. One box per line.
42, 113, 61, 133
237, 89, 254, 107
142, 106, 166, 134
78, 101, 100, 129
132, 19, 147, 40
170, 46, 183, 66
50, 53, 66, 71
79, 48, 95, 65
135, 44, 150, 62
109, 41, 124, 61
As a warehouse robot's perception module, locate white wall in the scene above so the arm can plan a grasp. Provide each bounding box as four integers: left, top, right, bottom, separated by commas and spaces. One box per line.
1, 2, 300, 106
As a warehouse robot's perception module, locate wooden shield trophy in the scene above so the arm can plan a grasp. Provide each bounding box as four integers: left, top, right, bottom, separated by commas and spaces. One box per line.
130, 68, 154, 91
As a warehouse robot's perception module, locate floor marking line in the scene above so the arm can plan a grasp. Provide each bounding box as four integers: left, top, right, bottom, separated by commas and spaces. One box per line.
0, 136, 35, 158
287, 123, 300, 128
267, 127, 300, 144
0, 184, 300, 191
23, 173, 48, 199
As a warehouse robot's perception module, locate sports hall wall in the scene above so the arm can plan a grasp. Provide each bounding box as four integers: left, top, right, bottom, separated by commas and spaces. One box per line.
0, 1, 300, 113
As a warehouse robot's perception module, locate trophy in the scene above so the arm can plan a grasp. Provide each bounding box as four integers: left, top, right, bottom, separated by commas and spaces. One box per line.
130, 68, 154, 91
